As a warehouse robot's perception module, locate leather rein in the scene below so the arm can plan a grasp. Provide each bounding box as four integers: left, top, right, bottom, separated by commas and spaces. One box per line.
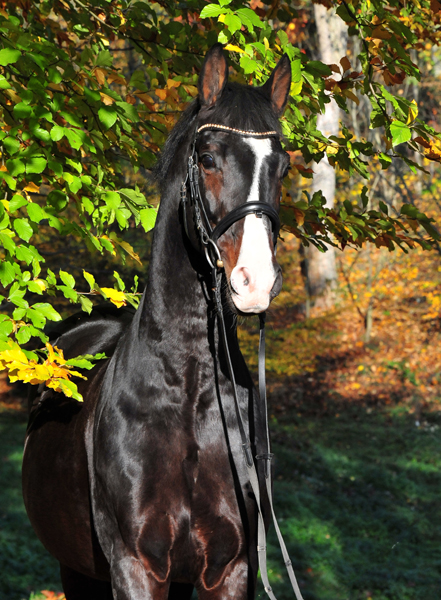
181, 123, 304, 600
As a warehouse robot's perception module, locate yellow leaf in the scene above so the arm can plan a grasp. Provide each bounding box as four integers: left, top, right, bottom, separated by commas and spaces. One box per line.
326, 145, 339, 156
224, 44, 244, 53
107, 73, 127, 85
101, 287, 127, 308
109, 232, 142, 265
218, 14, 226, 23
100, 92, 115, 105
23, 182, 40, 193
291, 79, 303, 95
407, 99, 418, 124
264, 37, 269, 51
94, 67, 107, 86
155, 89, 167, 100
166, 79, 181, 89
32, 279, 46, 292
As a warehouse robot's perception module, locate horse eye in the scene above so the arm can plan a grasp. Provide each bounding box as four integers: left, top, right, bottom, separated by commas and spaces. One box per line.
201, 154, 215, 169
282, 165, 290, 179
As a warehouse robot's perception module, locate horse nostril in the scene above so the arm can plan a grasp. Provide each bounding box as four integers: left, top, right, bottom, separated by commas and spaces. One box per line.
270, 266, 283, 301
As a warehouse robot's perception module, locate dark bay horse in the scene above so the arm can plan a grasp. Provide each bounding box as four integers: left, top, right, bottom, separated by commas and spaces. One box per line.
22, 44, 292, 599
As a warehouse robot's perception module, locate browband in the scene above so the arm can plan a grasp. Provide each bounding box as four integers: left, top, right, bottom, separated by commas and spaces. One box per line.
197, 123, 279, 138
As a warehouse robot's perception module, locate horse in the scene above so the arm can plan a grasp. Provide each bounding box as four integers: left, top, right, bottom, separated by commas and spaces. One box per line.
22, 44, 292, 600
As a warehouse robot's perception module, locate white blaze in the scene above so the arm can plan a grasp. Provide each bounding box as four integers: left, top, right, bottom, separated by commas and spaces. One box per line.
230, 138, 277, 313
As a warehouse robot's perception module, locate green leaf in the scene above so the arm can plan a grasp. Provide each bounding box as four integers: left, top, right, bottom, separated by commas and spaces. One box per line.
64, 128, 83, 150
9, 287, 28, 308
6, 158, 25, 177
16, 245, 34, 264
26, 307, 46, 328
13, 218, 33, 242
32, 302, 62, 321
26, 203, 45, 223
237, 7, 264, 28
390, 121, 412, 146
0, 318, 13, 337
378, 152, 392, 169
13, 102, 32, 119
3, 137, 20, 155
47, 190, 68, 211
79, 295, 93, 314
83, 271, 96, 292
50, 124, 65, 142
277, 29, 289, 47
113, 271, 125, 291
400, 203, 419, 218
16, 325, 31, 344
200, 4, 225, 18
103, 191, 121, 210
59, 270, 75, 288
48, 160, 63, 177
379, 201, 389, 215
98, 106, 117, 130
59, 284, 78, 302
48, 67, 63, 84
95, 50, 113, 68
240, 55, 258, 75
0, 232, 16, 254
26, 156, 47, 174
116, 101, 139, 123
0, 48, 21, 66
0, 75, 11, 89
120, 188, 148, 206
224, 13, 242, 34
0, 260, 15, 286
139, 207, 157, 233
305, 61, 332, 77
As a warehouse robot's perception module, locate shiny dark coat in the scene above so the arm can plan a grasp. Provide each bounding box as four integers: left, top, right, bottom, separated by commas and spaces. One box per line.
22, 45, 291, 600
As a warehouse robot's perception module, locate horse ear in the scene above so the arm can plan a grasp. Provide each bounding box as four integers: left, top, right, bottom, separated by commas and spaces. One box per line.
198, 43, 228, 108
262, 54, 291, 117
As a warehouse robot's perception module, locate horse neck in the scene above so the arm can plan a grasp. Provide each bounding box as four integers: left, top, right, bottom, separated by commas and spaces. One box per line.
135, 178, 236, 355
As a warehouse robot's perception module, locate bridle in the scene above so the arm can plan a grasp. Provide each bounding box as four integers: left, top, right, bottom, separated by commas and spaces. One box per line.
181, 124, 304, 600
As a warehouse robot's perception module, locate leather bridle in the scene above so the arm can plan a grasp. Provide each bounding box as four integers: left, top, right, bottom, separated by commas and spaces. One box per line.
181, 124, 304, 600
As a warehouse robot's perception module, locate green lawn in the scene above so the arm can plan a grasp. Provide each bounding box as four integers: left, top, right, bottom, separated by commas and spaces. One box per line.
266, 406, 441, 600
0, 408, 61, 600
1, 405, 440, 600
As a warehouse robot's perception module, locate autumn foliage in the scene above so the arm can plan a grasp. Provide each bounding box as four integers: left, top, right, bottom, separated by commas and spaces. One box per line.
0, 0, 441, 399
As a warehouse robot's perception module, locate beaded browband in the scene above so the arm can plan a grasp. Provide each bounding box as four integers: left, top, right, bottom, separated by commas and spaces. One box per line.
197, 123, 279, 137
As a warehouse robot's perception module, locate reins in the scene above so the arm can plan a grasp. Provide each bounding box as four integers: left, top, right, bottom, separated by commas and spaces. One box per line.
181, 124, 304, 600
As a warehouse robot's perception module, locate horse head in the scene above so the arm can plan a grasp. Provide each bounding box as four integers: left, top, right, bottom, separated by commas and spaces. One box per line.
187, 44, 291, 314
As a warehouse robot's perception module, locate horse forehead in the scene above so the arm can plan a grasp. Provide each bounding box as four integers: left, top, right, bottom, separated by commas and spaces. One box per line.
239, 138, 273, 201
241, 137, 274, 173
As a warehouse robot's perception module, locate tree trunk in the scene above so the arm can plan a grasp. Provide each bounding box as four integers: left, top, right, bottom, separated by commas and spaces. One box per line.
303, 5, 348, 310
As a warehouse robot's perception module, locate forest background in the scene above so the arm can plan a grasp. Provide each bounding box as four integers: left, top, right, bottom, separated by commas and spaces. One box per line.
0, 0, 441, 599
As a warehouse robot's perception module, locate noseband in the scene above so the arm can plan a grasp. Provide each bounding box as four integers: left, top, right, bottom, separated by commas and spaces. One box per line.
180, 124, 304, 600
180, 123, 281, 269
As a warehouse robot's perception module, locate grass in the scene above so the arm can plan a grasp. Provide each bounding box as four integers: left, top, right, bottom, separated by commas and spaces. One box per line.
1, 402, 440, 600
0, 407, 62, 600
265, 405, 441, 600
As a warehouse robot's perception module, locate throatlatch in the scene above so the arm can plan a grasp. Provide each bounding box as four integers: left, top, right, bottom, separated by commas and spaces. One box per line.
181, 124, 304, 600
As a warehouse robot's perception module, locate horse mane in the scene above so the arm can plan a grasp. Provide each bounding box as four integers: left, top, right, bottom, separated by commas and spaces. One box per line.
153, 81, 282, 187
